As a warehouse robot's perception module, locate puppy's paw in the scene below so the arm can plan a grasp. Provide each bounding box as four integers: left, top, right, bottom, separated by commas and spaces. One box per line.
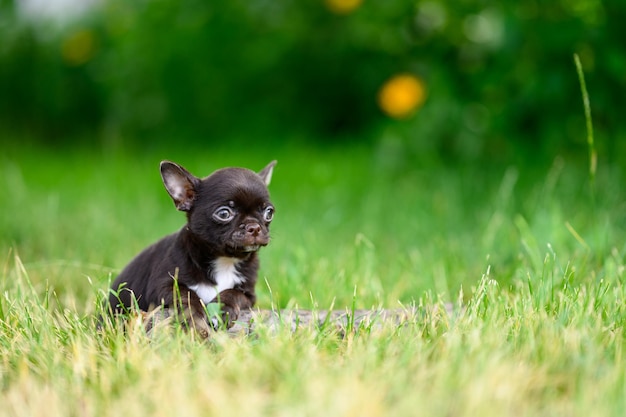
190, 316, 212, 339
205, 297, 244, 330
220, 303, 240, 329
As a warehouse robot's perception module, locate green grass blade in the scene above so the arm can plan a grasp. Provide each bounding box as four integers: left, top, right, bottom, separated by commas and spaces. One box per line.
574, 53, 597, 184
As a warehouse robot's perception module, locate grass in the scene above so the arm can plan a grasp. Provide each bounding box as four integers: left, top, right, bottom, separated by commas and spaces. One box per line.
1, 139, 625, 416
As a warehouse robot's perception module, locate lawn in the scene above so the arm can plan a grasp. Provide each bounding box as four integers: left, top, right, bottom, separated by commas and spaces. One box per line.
1, 140, 625, 416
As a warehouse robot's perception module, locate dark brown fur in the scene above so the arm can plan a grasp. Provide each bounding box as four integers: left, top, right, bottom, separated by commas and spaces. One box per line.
108, 160, 276, 336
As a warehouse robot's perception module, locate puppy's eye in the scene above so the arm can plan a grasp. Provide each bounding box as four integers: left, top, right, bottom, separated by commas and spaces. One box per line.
213, 206, 235, 222
263, 206, 275, 222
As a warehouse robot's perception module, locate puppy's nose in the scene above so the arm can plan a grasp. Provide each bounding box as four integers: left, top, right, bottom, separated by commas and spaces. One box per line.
246, 223, 261, 236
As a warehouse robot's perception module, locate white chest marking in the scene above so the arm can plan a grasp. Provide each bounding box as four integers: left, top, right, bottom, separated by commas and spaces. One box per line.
188, 257, 245, 304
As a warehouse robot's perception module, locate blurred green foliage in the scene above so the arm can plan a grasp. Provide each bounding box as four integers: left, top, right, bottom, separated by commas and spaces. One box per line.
1, 0, 625, 162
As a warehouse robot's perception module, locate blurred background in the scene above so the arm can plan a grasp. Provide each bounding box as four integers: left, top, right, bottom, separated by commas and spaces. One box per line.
1, 0, 625, 163
1, 0, 626, 309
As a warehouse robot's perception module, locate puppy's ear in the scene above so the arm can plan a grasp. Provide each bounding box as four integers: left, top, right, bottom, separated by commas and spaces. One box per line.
258, 160, 277, 186
160, 161, 200, 211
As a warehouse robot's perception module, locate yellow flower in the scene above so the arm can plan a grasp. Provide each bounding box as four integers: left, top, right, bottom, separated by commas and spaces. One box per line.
378, 74, 427, 119
325, 0, 362, 15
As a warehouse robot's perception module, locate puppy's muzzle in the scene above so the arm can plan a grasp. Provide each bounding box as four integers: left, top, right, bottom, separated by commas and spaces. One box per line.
246, 223, 262, 237
233, 222, 270, 252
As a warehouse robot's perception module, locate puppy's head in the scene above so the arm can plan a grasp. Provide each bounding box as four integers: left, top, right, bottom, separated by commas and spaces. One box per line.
160, 160, 276, 258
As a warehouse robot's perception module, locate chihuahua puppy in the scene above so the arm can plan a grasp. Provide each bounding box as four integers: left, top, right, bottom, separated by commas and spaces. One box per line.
108, 160, 276, 336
